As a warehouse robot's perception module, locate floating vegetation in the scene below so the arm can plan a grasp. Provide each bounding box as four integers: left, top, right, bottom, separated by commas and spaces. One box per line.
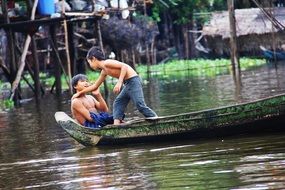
136, 58, 266, 78
0, 99, 14, 111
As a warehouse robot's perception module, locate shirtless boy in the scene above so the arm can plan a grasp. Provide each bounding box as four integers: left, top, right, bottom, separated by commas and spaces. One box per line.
72, 46, 157, 125
71, 74, 113, 128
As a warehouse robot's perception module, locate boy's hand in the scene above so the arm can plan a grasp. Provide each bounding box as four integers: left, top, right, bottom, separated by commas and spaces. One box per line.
91, 88, 100, 96
113, 82, 122, 94
72, 92, 81, 100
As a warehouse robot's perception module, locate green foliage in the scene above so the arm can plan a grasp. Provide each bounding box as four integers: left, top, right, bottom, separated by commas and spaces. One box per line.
152, 0, 227, 24
136, 58, 266, 79
4, 99, 14, 109
86, 70, 101, 82
211, 0, 227, 10
0, 79, 9, 89
44, 76, 55, 87
0, 80, 13, 111
0, 99, 14, 111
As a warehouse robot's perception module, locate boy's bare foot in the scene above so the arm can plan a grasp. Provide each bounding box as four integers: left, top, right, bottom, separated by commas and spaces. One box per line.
114, 119, 121, 125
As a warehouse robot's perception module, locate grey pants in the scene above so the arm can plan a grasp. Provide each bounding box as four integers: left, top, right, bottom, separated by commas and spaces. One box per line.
113, 76, 157, 120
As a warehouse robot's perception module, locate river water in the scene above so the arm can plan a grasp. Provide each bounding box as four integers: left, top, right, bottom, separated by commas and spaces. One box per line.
1, 63, 285, 189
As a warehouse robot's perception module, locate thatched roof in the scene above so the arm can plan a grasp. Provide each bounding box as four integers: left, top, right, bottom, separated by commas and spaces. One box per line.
203, 7, 285, 39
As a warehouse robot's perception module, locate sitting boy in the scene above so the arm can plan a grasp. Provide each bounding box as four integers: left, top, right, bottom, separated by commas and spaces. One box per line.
71, 74, 113, 128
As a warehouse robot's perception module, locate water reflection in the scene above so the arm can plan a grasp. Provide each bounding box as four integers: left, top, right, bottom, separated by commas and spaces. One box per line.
0, 63, 285, 189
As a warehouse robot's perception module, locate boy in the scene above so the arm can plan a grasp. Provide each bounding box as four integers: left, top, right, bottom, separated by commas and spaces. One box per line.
71, 74, 113, 128
72, 46, 157, 125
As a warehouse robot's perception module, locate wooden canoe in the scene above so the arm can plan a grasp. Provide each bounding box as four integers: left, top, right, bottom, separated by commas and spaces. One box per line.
260, 45, 285, 60
55, 93, 285, 146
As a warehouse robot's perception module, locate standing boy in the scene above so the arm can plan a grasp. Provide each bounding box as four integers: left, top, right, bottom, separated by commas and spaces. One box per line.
71, 74, 113, 128
72, 47, 157, 125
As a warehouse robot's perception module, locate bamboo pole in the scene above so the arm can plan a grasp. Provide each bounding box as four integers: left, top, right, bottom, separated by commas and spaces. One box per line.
227, 0, 241, 89
227, 0, 240, 75
10, 0, 38, 100
62, 0, 73, 94
270, 0, 277, 62
96, 19, 109, 97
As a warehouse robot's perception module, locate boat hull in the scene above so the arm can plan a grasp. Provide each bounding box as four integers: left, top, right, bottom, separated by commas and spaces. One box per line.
260, 46, 285, 60
55, 94, 285, 146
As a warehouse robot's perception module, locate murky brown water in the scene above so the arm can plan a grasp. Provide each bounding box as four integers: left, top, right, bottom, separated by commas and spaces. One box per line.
1, 63, 285, 189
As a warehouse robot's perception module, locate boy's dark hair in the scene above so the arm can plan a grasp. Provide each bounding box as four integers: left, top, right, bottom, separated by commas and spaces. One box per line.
71, 74, 87, 91
86, 46, 105, 61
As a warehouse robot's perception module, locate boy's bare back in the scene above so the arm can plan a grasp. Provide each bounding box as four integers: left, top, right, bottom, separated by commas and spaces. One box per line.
102, 59, 137, 80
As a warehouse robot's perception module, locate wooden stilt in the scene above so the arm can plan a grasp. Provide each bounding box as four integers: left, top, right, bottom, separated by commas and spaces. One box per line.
48, 34, 70, 87
31, 36, 41, 99
183, 25, 189, 59
2, 1, 19, 104
227, 0, 240, 75
10, 0, 38, 101
132, 48, 136, 70
62, 0, 72, 94
15, 44, 45, 95
0, 56, 12, 82
95, 19, 109, 97
67, 22, 77, 75
151, 36, 156, 64
50, 25, 62, 95
22, 75, 35, 93
270, 0, 277, 62
121, 50, 124, 63
146, 44, 150, 72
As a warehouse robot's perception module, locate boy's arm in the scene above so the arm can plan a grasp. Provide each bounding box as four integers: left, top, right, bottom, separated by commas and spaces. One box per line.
105, 60, 128, 94
91, 89, 109, 112
114, 64, 127, 94
72, 99, 93, 122
72, 71, 107, 99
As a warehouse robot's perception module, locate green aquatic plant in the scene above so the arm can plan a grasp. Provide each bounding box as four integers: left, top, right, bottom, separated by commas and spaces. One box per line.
136, 58, 266, 78
0, 99, 14, 111
0, 80, 13, 110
